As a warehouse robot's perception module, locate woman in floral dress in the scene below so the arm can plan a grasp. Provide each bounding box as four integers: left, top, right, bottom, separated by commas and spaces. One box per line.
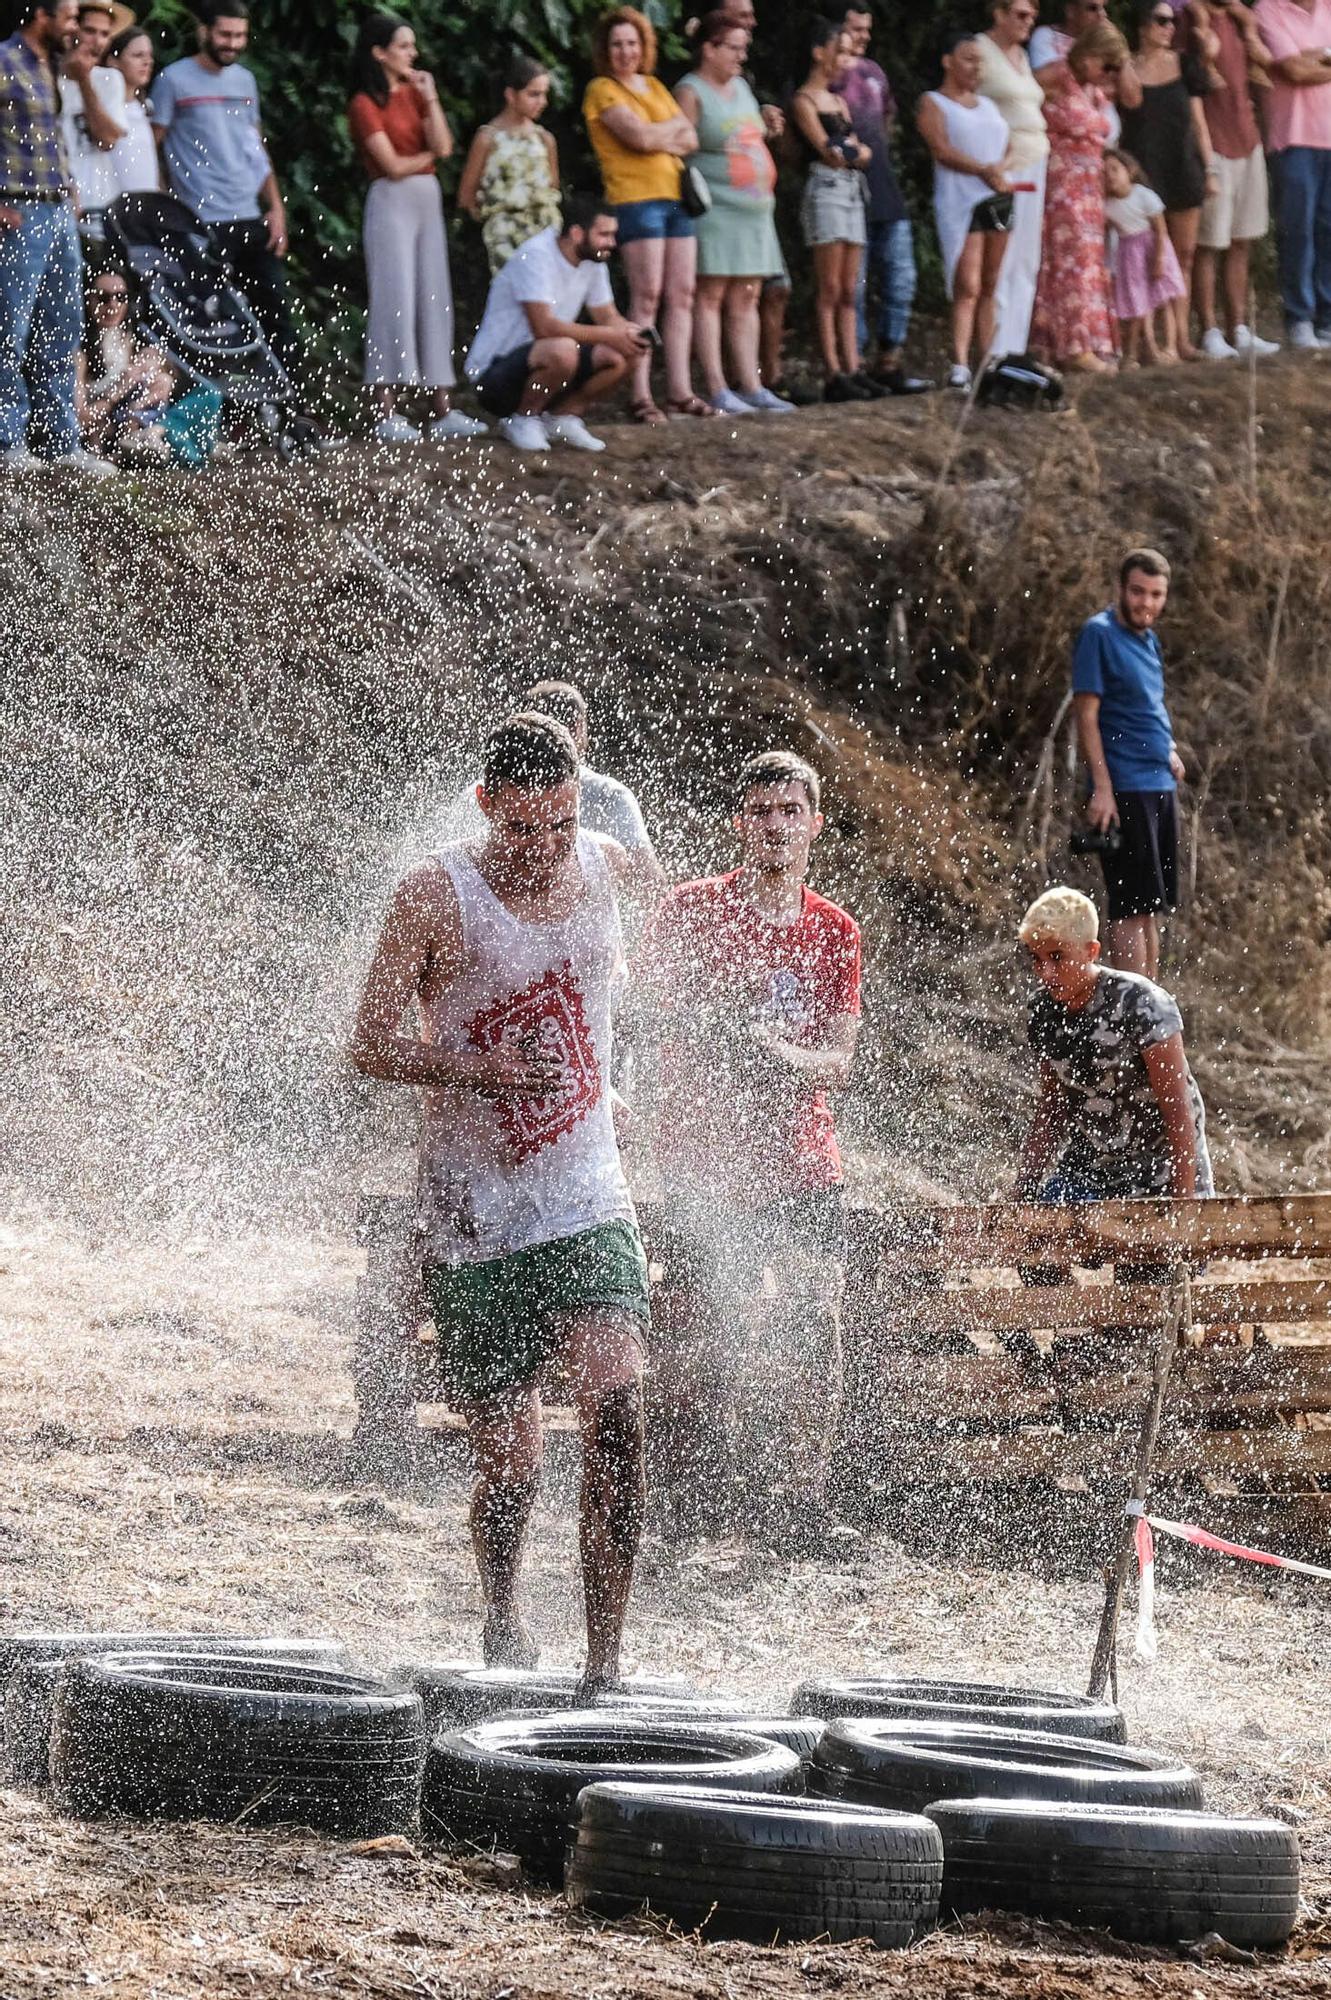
1030, 20, 1128, 372
458, 57, 562, 273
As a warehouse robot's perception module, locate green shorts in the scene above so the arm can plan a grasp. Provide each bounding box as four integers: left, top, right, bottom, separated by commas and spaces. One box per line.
423, 1220, 650, 1406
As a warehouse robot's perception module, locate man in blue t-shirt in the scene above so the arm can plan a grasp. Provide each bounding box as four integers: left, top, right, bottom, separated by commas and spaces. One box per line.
1071, 546, 1185, 982
151, 0, 300, 379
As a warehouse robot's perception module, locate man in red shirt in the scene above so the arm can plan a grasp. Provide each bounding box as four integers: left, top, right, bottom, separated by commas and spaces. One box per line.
640, 751, 862, 1548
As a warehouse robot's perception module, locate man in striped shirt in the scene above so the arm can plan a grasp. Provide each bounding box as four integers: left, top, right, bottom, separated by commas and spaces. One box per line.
0, 0, 114, 473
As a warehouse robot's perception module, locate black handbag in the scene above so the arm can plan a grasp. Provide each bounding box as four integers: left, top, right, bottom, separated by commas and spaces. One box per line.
680, 163, 713, 217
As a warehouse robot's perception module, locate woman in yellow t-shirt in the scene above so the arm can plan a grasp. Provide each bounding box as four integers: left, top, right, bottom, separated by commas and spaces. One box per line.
583, 5, 714, 421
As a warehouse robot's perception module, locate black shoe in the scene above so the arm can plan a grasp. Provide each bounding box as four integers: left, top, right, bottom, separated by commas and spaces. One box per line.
876, 366, 934, 395
770, 377, 820, 407
849, 371, 892, 400
824, 372, 872, 402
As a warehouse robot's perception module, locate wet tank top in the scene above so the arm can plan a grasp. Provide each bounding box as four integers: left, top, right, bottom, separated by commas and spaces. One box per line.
417, 832, 634, 1265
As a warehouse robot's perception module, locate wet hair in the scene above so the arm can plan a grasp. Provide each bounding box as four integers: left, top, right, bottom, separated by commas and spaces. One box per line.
689, 8, 747, 49
505, 53, 548, 93
561, 189, 614, 235
1067, 19, 1129, 77
523, 679, 587, 736
1103, 145, 1147, 187
1018, 886, 1099, 947
737, 749, 822, 813
1119, 545, 1172, 588
482, 713, 580, 796
351, 12, 410, 106
591, 5, 657, 77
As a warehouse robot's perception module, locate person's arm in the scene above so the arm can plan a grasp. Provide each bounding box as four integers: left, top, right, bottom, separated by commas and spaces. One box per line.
1016, 1061, 1071, 1199
1273, 48, 1331, 84
916, 91, 1011, 190
675, 80, 702, 129
598, 99, 698, 156
1149, 206, 1168, 279
350, 865, 565, 1097
66, 54, 126, 149
541, 127, 559, 185
456, 127, 493, 215
258, 164, 288, 256
1190, 90, 1217, 188
1236, 3, 1273, 70
1116, 55, 1144, 110
524, 294, 648, 357
750, 1011, 861, 1092
1141, 1034, 1199, 1197
361, 129, 436, 181
410, 68, 453, 158
1073, 692, 1119, 831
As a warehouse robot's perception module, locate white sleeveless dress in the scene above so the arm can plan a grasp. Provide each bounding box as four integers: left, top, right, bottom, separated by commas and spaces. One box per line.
417, 832, 635, 1266
925, 89, 1012, 296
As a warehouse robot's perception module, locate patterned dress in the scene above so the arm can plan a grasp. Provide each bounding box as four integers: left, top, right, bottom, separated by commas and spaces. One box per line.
476, 125, 561, 273
1030, 74, 1116, 362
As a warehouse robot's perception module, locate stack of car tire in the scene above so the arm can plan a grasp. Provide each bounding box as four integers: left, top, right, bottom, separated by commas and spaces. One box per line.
0, 1640, 1301, 1954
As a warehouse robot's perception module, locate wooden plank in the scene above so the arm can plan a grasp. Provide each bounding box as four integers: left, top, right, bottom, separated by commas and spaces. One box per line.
873, 1427, 1329, 1487
867, 1195, 1331, 1272
886, 1278, 1331, 1337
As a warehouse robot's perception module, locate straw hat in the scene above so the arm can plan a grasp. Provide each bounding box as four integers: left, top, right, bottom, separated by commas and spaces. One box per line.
79, 1, 138, 32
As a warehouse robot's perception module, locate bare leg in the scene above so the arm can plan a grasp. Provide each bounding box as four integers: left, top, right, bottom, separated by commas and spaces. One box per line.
561, 1308, 645, 1689
661, 233, 699, 406
1119, 317, 1139, 365
1106, 914, 1160, 980
466, 1388, 543, 1666
429, 386, 452, 416
648, 1275, 732, 1543
1224, 237, 1252, 338
975, 233, 1008, 365
950, 233, 983, 367
1166, 207, 1201, 357
550, 343, 628, 416
1193, 243, 1219, 332
811, 243, 842, 376
721, 277, 763, 393
619, 235, 666, 408
759, 279, 789, 387
836, 241, 863, 375
693, 274, 729, 398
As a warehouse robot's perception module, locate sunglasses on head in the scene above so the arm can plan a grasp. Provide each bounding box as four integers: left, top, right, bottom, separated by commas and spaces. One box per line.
1150, 9, 1175, 21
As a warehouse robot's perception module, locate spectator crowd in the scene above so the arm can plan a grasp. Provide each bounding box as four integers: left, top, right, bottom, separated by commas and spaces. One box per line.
1, 0, 1328, 469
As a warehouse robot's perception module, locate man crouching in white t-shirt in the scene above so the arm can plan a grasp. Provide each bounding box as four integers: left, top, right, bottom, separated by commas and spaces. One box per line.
463, 193, 653, 453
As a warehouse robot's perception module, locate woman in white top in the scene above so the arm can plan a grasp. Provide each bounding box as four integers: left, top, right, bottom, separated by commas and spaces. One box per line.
976, 0, 1048, 355
108, 25, 161, 194
917, 32, 1014, 389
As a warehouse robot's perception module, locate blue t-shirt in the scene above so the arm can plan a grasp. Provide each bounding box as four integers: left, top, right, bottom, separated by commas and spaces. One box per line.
152, 56, 269, 222
1071, 606, 1175, 793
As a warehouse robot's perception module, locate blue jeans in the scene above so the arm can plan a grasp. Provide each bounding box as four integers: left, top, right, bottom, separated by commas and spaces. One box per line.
1270, 145, 1331, 331
855, 215, 915, 353
0, 199, 82, 455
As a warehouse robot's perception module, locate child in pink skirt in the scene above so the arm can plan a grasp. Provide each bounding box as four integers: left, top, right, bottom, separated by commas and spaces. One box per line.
1103, 148, 1187, 367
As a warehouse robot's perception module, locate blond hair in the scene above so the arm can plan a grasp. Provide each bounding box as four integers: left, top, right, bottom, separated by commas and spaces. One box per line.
1018, 886, 1100, 947
1068, 20, 1129, 77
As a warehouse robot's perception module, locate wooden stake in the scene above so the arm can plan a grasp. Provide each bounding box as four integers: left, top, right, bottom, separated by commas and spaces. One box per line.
1087, 1269, 1191, 1699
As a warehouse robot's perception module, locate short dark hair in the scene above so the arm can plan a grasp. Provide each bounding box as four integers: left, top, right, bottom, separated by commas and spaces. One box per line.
1119, 545, 1171, 588
523, 679, 587, 735
482, 712, 580, 795
737, 750, 821, 813
561, 190, 614, 236
810, 14, 843, 54
198, 0, 249, 23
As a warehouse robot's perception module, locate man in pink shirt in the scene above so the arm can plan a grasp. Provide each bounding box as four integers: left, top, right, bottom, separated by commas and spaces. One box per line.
1253, 0, 1331, 345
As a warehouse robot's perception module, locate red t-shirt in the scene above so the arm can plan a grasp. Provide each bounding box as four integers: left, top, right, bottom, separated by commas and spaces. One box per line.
642, 870, 862, 1204
348, 85, 430, 179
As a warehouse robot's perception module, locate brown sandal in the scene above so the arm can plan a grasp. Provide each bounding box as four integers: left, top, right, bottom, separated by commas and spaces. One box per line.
665, 394, 719, 418
629, 399, 668, 425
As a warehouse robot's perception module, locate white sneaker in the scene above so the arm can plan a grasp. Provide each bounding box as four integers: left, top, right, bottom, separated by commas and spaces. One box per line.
544, 413, 606, 453
374, 415, 422, 444
946, 363, 972, 391
1200, 326, 1238, 360
53, 447, 117, 479
1, 444, 46, 472
1232, 324, 1280, 357
429, 409, 488, 440
708, 388, 753, 416
737, 386, 795, 412
498, 413, 550, 452
1289, 320, 1322, 351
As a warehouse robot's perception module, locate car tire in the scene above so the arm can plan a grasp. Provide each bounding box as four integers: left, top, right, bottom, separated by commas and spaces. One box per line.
388, 1663, 691, 1732
927, 1798, 1300, 1948
50, 1654, 425, 1836
422, 1715, 801, 1880
567, 1781, 942, 1947
791, 1676, 1126, 1743
811, 1719, 1202, 1815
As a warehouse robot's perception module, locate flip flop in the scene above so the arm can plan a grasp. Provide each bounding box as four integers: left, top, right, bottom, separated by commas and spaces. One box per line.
665, 395, 719, 418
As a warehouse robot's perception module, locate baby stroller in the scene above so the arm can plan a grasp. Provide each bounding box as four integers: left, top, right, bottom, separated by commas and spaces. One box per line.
103, 191, 324, 457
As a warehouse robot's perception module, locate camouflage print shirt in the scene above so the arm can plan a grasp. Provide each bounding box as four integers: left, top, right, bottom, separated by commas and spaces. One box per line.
1029, 968, 1213, 1197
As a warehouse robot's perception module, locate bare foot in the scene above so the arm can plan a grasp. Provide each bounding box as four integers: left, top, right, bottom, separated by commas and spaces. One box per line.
1065, 351, 1110, 374
482, 1609, 540, 1669
572, 1669, 622, 1705
1176, 342, 1200, 361
1156, 349, 1181, 367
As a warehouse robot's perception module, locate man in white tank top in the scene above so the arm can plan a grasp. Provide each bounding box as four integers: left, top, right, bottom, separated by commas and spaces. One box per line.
351, 713, 648, 1693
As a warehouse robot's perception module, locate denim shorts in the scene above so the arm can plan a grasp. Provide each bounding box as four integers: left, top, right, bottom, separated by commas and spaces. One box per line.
614, 197, 695, 245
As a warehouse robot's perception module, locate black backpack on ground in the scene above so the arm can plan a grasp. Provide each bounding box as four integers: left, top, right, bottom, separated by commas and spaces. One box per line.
976, 354, 1066, 411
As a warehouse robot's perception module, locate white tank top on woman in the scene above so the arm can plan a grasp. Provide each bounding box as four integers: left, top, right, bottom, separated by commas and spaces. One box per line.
417, 832, 634, 1265
926, 88, 1011, 295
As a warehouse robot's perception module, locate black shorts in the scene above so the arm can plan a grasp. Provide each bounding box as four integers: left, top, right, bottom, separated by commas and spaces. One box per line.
970, 193, 1014, 234
471, 341, 597, 418
1101, 788, 1179, 922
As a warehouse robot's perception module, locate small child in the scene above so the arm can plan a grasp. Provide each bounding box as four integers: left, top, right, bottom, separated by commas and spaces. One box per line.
457, 57, 562, 274
1103, 148, 1187, 367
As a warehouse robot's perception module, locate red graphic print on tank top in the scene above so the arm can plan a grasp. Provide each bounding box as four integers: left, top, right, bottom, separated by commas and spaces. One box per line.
466, 960, 603, 1161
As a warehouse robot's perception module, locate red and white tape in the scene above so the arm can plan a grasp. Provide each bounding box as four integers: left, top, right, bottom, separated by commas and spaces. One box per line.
1130, 1502, 1331, 1661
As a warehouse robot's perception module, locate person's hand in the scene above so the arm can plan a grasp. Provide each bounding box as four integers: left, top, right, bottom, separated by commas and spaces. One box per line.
761, 103, 785, 139
1151, 243, 1165, 280
470, 1041, 565, 1101
0, 205, 21, 229
611, 1087, 634, 1151
409, 67, 438, 101
606, 321, 652, 358
64, 43, 96, 85
983, 163, 1013, 195
1087, 784, 1119, 832
265, 205, 288, 257
672, 123, 700, 156
1169, 747, 1186, 783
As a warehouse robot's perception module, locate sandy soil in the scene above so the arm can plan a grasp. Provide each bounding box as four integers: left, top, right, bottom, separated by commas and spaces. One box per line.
2, 1209, 1329, 1999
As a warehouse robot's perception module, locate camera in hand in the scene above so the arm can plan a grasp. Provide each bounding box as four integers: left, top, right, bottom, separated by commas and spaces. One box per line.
1071, 822, 1123, 857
